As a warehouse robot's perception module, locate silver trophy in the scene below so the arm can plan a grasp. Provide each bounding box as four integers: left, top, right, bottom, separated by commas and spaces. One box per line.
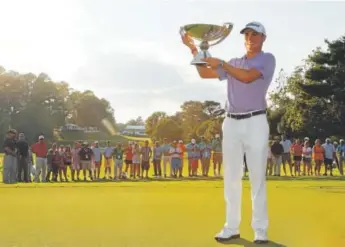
180, 23, 233, 65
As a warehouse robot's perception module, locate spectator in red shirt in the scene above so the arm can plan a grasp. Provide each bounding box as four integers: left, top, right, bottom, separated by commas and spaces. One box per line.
31, 135, 48, 182
291, 139, 303, 176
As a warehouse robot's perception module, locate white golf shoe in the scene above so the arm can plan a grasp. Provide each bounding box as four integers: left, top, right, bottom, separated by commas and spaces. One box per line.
214, 227, 240, 242
254, 229, 269, 244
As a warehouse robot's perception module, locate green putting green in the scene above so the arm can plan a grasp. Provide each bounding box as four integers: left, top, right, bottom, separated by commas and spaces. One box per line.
0, 178, 344, 247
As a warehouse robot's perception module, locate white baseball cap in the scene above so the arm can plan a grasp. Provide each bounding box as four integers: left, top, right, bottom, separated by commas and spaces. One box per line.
240, 21, 266, 36
178, 140, 183, 143
38, 135, 44, 140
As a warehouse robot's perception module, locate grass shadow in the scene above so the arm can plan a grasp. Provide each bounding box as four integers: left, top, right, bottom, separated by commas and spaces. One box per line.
0, 174, 344, 189
0, 176, 224, 189
262, 176, 345, 181
217, 238, 287, 247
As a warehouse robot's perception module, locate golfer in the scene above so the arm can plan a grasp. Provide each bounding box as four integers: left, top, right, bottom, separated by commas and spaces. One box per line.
182, 21, 276, 244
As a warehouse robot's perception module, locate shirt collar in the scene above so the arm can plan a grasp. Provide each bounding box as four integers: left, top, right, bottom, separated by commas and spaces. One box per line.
242, 51, 264, 60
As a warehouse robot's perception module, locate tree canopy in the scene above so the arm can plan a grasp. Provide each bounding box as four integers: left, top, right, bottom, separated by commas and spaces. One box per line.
269, 34, 345, 139
145, 100, 225, 142
0, 68, 116, 142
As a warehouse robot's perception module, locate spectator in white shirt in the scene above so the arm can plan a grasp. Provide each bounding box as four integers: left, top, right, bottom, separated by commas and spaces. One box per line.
322, 138, 336, 176
169, 141, 182, 178
92, 141, 102, 180
280, 135, 293, 176
302, 141, 312, 176
103, 141, 114, 179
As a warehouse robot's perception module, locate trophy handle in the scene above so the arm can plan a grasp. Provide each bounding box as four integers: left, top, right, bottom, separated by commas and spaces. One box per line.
179, 26, 185, 37
208, 22, 233, 47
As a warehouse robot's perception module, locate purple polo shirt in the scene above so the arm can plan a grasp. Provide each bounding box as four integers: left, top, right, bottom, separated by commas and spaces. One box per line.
217, 51, 276, 113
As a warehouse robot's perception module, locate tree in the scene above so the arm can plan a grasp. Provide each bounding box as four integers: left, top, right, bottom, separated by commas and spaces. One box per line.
178, 101, 209, 139
145, 111, 167, 137
267, 34, 345, 139
0, 66, 117, 142
195, 119, 222, 141
135, 116, 145, 125
152, 118, 183, 142
115, 123, 126, 132
298, 35, 345, 137
67, 90, 115, 129
126, 116, 145, 126
202, 100, 221, 117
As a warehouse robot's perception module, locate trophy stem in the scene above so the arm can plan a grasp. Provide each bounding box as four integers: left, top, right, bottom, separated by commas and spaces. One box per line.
191, 48, 211, 66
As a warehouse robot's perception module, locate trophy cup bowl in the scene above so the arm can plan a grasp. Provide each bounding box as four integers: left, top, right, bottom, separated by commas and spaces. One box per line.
180, 23, 233, 65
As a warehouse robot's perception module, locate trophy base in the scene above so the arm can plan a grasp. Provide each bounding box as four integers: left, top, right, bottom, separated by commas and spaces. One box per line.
190, 50, 211, 65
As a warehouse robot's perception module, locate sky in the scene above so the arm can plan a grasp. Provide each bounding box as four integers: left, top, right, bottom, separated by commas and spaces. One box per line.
0, 0, 344, 123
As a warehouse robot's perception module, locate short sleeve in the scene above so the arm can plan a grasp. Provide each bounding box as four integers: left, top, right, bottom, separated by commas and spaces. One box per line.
216, 59, 232, 81
253, 53, 276, 80
216, 67, 227, 81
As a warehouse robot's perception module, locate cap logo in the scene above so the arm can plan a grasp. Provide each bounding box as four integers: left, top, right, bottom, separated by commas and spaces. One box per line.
247, 22, 260, 28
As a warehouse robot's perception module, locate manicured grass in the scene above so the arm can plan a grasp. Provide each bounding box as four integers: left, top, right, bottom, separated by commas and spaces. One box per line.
1, 152, 344, 246
1, 179, 344, 247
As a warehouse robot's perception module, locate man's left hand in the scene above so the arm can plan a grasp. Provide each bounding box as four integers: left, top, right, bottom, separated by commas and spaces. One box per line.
202, 57, 222, 69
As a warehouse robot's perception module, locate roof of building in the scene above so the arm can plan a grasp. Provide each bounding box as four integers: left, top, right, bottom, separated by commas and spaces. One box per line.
125, 125, 145, 130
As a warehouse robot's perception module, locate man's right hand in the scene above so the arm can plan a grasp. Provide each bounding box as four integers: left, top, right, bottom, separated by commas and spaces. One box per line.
181, 32, 219, 79
181, 33, 196, 51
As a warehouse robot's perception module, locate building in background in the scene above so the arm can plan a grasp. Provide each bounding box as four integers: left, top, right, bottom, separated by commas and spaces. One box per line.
59, 124, 100, 133
121, 125, 146, 136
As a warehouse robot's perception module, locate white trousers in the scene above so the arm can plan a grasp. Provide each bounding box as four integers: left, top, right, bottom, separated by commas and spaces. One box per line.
34, 157, 47, 182
162, 156, 171, 175
222, 114, 269, 231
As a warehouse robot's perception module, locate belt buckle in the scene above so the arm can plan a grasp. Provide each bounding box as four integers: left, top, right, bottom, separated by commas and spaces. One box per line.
235, 113, 245, 119
241, 112, 251, 119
